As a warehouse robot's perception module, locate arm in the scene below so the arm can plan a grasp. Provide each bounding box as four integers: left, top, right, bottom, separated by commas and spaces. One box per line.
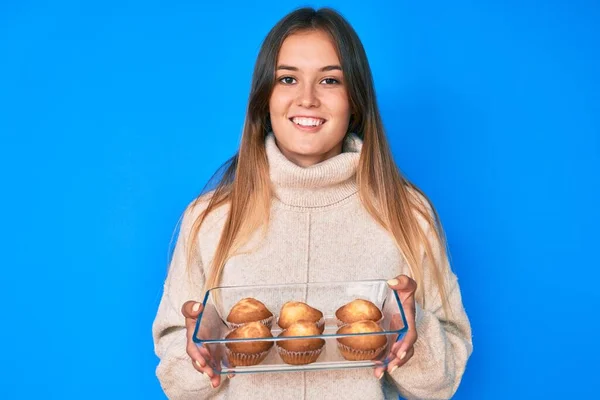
152, 205, 224, 399
388, 224, 473, 399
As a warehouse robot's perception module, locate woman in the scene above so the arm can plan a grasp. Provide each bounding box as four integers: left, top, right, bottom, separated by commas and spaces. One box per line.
152, 7, 472, 400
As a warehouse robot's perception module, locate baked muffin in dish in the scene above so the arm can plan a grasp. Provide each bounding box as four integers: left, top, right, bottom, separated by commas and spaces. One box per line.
335, 299, 383, 326
336, 320, 388, 361
226, 298, 274, 329
225, 321, 274, 366
278, 301, 324, 333
276, 321, 325, 365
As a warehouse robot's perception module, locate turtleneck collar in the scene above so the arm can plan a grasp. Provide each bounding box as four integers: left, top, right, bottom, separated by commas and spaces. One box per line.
265, 132, 362, 208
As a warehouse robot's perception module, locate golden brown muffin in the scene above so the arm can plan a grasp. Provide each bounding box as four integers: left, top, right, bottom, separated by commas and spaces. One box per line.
225, 322, 274, 366
278, 301, 324, 333
336, 320, 387, 361
276, 321, 325, 365
335, 299, 383, 325
226, 298, 273, 328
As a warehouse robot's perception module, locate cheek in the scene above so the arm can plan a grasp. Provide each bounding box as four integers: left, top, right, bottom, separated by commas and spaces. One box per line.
269, 89, 293, 115
324, 91, 351, 118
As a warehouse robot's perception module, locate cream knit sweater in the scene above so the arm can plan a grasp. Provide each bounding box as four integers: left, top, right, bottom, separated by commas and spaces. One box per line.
152, 133, 472, 400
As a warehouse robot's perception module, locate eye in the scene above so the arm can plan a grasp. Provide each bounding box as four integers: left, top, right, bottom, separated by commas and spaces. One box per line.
279, 76, 296, 85
321, 78, 340, 85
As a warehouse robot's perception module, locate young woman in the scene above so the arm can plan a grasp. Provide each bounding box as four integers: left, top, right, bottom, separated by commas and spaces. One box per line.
152, 7, 472, 400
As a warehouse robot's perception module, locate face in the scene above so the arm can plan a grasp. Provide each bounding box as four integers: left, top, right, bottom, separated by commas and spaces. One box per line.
269, 29, 351, 167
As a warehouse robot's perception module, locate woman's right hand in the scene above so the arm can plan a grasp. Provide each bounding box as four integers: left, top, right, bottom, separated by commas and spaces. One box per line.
182, 301, 221, 388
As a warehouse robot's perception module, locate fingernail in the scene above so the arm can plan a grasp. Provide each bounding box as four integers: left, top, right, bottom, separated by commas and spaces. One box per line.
195, 360, 202, 368
203, 372, 210, 379
399, 351, 407, 360
378, 370, 385, 380
192, 302, 201, 312
211, 381, 217, 388
387, 279, 399, 286
390, 365, 398, 374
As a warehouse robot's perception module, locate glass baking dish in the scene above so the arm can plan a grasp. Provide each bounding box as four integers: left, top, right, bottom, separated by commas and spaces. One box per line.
192, 279, 407, 374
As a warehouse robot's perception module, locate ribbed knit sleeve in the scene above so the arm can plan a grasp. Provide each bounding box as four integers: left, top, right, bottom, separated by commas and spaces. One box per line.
152, 203, 225, 399
387, 213, 473, 399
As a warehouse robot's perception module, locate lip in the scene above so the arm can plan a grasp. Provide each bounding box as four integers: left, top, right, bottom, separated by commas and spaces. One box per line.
289, 115, 327, 120
289, 116, 327, 133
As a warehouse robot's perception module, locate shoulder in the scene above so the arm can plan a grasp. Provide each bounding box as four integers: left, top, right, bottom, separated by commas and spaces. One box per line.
404, 182, 448, 255
181, 192, 214, 225
179, 190, 230, 239
405, 183, 438, 227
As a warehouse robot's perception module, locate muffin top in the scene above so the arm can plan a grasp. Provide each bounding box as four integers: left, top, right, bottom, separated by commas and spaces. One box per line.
335, 299, 382, 324
277, 321, 325, 352
226, 298, 273, 324
278, 301, 323, 329
225, 321, 274, 354
336, 320, 387, 351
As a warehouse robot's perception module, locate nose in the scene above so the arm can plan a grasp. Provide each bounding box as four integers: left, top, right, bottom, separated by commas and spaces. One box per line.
296, 83, 320, 108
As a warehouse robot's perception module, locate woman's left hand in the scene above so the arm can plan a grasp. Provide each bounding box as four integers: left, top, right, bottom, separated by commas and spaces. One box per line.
374, 275, 418, 379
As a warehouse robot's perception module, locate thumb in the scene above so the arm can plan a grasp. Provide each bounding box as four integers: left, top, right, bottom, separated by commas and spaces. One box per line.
182, 300, 203, 319
387, 275, 417, 353
387, 275, 417, 295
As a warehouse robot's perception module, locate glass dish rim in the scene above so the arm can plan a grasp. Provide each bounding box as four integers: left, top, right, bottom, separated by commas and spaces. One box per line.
192, 279, 408, 345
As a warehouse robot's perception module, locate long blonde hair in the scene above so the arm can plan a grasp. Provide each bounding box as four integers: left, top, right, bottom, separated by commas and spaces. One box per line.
185, 8, 452, 314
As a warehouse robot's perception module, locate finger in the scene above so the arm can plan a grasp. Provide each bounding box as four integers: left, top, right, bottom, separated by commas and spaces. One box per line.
188, 343, 214, 377
197, 346, 212, 361
191, 357, 221, 388
191, 355, 213, 376
182, 301, 203, 319
373, 344, 397, 380
181, 301, 220, 388
187, 340, 207, 367
188, 339, 220, 371
390, 339, 403, 355
387, 346, 415, 373
387, 335, 413, 371
373, 360, 386, 380
387, 276, 418, 355
384, 343, 400, 373
210, 374, 222, 388
387, 275, 417, 296
188, 345, 218, 381
194, 357, 221, 388
396, 306, 418, 357
398, 325, 418, 357
185, 312, 202, 344
373, 365, 385, 380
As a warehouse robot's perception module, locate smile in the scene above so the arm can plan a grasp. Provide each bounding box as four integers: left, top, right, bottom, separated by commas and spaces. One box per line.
290, 117, 326, 127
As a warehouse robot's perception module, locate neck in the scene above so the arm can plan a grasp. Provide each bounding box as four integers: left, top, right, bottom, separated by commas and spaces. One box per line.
277, 142, 345, 167
265, 132, 363, 208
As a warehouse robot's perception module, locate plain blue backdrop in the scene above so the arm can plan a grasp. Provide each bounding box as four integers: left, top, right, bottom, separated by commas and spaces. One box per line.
1, 0, 598, 398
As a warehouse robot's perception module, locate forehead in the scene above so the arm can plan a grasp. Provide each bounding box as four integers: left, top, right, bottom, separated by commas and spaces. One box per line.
277, 30, 341, 68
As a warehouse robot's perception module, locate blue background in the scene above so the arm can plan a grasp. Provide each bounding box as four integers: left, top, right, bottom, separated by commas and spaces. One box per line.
1, 0, 598, 398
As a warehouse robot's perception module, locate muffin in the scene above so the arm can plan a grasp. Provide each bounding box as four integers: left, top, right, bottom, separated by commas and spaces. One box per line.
276, 321, 325, 365
226, 298, 274, 329
225, 321, 274, 366
278, 301, 324, 333
336, 320, 387, 361
335, 299, 383, 326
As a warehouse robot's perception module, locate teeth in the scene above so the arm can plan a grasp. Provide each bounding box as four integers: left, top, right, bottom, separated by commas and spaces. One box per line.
292, 117, 325, 127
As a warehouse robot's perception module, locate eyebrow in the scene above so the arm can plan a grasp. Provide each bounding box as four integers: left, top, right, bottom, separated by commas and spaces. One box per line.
276, 65, 342, 72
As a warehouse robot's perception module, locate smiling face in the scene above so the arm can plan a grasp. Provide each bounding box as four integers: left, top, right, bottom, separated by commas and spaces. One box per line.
269, 29, 352, 167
